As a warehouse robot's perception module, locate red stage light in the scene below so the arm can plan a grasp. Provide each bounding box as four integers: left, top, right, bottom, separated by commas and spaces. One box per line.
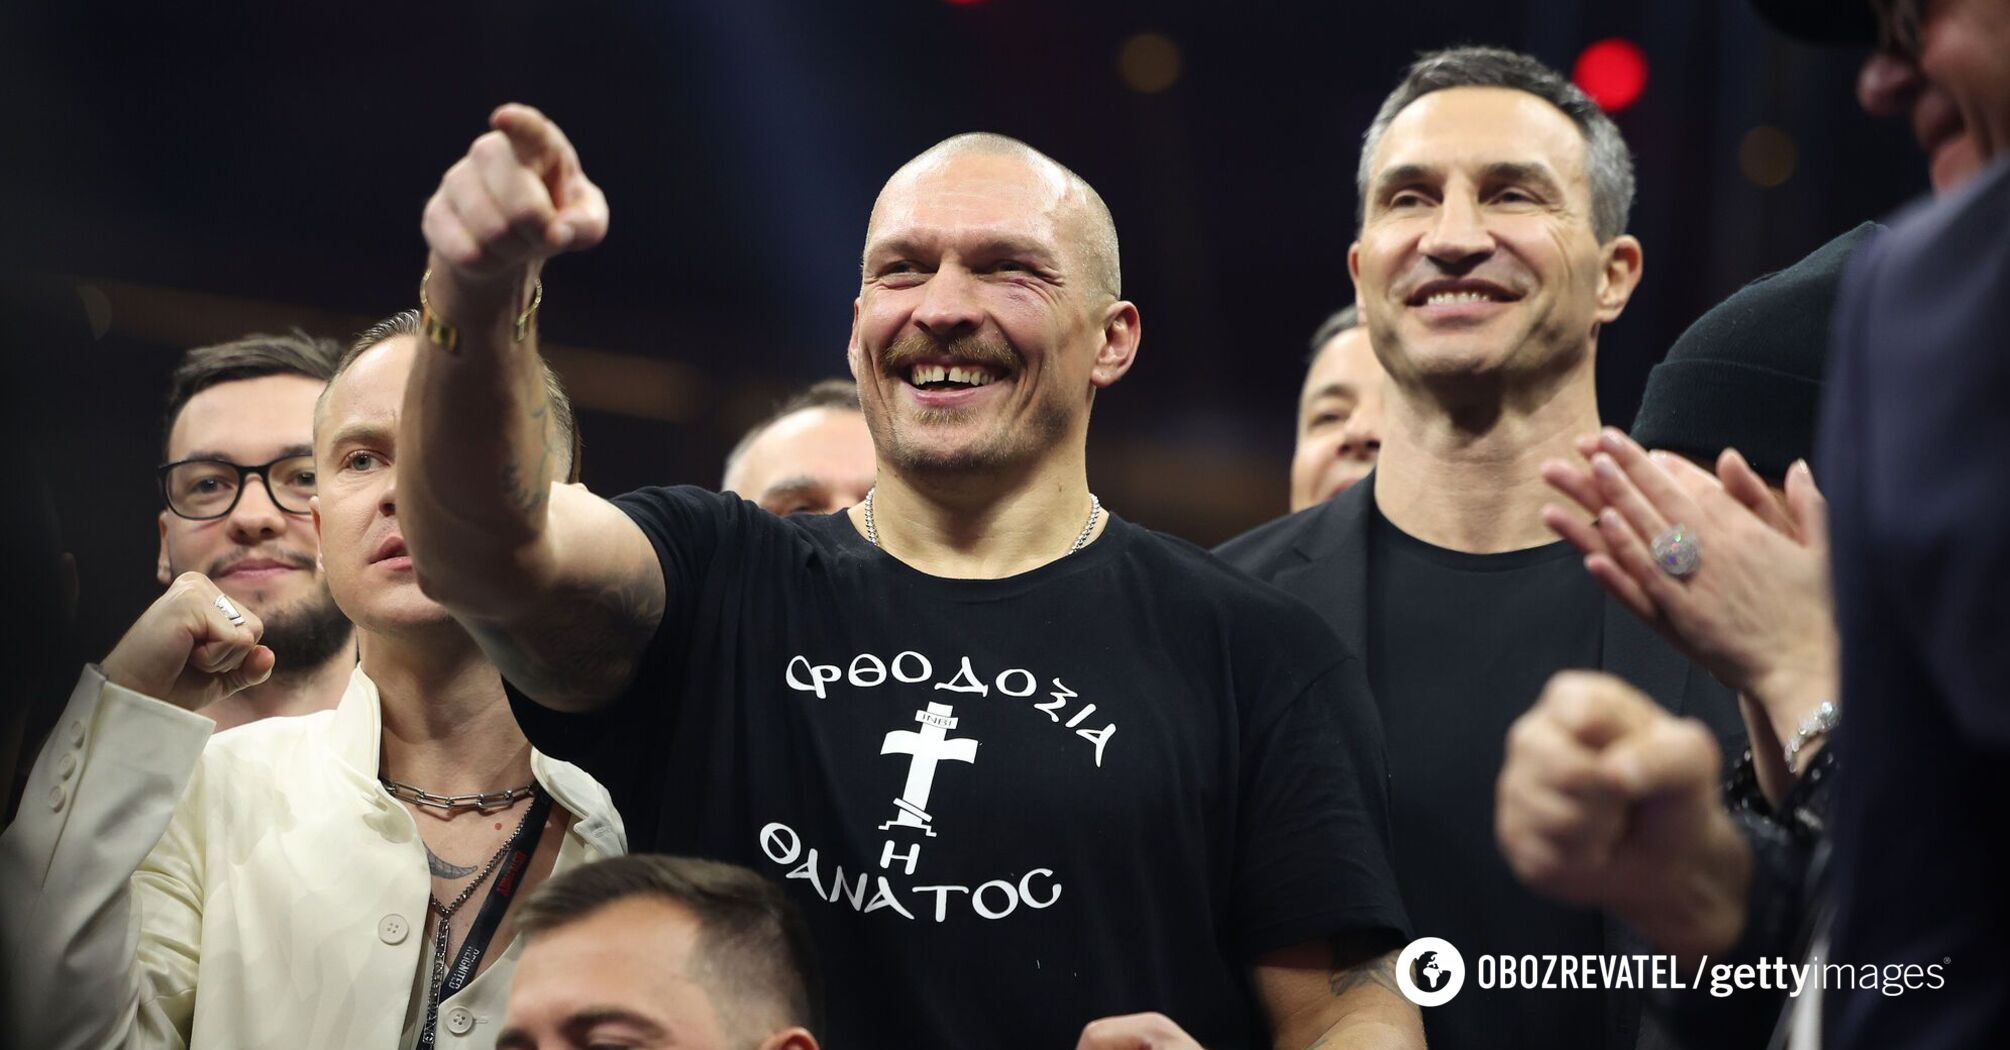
1573, 38, 1648, 113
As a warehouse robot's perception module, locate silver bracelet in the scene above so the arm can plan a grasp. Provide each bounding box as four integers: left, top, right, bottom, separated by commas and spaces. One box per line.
1784, 700, 1840, 773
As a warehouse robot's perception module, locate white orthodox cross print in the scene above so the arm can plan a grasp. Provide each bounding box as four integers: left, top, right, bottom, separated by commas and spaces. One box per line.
878, 702, 980, 837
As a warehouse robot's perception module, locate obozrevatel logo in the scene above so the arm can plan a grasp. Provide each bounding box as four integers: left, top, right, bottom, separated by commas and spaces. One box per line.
1396, 936, 1466, 1007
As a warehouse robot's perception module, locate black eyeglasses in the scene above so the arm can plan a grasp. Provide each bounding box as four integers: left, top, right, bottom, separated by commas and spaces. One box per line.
157, 454, 317, 520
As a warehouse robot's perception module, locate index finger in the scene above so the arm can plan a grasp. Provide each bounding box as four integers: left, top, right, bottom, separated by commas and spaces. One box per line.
490, 103, 579, 180
1599, 428, 1702, 529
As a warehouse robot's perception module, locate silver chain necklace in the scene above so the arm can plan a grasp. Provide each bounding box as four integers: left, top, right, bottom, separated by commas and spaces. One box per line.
380, 776, 537, 813
862, 487, 1102, 556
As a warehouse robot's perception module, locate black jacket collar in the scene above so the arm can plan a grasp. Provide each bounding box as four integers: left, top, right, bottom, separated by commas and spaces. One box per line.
1271, 473, 1697, 721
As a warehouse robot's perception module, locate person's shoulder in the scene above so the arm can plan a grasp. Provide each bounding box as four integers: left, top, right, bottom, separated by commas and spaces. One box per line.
1864, 160, 2010, 282
612, 483, 747, 523
1125, 520, 1258, 585
1835, 163, 2010, 388
1213, 497, 1345, 579
534, 750, 627, 846
1123, 521, 1347, 644
203, 705, 339, 773
612, 484, 829, 544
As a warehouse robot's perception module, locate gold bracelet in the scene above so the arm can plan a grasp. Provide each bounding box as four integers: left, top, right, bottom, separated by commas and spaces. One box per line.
417, 268, 544, 352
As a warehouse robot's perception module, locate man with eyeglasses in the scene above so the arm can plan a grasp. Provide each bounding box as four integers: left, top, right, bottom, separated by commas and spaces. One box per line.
154, 331, 354, 729
1, 315, 622, 1050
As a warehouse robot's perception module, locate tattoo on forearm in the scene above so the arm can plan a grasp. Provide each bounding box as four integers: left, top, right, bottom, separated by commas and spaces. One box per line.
426, 844, 477, 879
499, 400, 555, 516
1328, 953, 1402, 999
499, 461, 547, 515
474, 568, 665, 707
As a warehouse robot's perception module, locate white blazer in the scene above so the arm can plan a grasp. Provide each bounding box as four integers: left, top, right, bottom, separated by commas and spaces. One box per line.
1, 665, 626, 1050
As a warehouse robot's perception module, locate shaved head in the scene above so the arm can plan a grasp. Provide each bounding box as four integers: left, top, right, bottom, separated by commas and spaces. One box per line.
868, 133, 1121, 301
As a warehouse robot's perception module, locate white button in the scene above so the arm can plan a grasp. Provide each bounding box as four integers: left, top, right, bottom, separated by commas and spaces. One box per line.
68, 721, 86, 748
48, 786, 65, 812
56, 753, 78, 781
443, 1007, 476, 1035
377, 915, 409, 945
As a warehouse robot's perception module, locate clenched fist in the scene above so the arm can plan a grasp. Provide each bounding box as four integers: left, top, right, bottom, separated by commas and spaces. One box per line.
422, 103, 609, 287
100, 572, 276, 711
1495, 671, 1751, 961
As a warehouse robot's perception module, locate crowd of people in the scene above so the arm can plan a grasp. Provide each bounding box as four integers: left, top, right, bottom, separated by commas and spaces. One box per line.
3, 1, 2006, 1048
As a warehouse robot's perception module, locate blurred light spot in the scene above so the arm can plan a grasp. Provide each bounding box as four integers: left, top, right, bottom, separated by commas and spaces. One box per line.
1739, 126, 1798, 187
1573, 38, 1648, 113
1118, 32, 1183, 94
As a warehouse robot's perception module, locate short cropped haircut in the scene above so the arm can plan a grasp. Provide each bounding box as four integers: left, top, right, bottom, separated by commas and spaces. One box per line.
162, 330, 342, 455
877, 132, 1122, 300
1307, 305, 1362, 366
721, 378, 862, 488
324, 309, 582, 483
515, 854, 823, 1039
1357, 46, 1636, 242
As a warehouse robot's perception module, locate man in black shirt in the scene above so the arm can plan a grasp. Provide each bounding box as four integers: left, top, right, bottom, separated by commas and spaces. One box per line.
1218, 47, 1744, 1050
396, 105, 1422, 1049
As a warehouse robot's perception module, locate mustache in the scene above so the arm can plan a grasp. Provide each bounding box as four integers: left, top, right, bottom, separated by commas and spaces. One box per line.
880, 331, 1021, 375
208, 547, 317, 576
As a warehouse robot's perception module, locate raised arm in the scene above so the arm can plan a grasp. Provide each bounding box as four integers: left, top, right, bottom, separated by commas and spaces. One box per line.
403, 103, 662, 711
2, 575, 266, 1049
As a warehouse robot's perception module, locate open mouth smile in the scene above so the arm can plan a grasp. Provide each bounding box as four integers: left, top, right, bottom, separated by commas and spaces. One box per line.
903, 361, 1004, 391
1406, 278, 1522, 308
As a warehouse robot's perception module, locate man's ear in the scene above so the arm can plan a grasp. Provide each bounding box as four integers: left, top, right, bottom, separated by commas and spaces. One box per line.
755, 1027, 820, 1050
846, 297, 864, 383
1595, 234, 1645, 324
1089, 300, 1142, 389
156, 512, 173, 586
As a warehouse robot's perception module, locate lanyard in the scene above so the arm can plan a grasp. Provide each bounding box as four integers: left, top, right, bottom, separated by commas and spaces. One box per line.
419, 787, 553, 1046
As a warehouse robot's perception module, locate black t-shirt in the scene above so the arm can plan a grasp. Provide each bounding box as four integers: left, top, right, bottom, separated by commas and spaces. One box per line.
1365, 511, 1609, 1050
509, 487, 1408, 1050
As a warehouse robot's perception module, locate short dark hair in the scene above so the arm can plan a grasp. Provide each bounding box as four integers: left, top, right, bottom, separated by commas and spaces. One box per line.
1307, 305, 1362, 366
1357, 46, 1636, 242
722, 378, 862, 488
515, 854, 823, 1038
162, 330, 342, 455
323, 310, 582, 483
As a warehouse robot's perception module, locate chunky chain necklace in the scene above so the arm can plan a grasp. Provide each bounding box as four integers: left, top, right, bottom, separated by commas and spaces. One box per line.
861, 487, 1102, 556
380, 776, 537, 813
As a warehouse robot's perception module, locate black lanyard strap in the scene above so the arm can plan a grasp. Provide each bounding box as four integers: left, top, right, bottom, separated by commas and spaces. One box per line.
419, 787, 553, 1046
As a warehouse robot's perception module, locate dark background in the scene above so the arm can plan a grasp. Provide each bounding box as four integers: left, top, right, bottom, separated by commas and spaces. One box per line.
1, 0, 1922, 660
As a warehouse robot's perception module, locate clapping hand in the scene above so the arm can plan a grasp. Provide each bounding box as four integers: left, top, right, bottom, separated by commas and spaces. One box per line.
1539, 428, 1837, 751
